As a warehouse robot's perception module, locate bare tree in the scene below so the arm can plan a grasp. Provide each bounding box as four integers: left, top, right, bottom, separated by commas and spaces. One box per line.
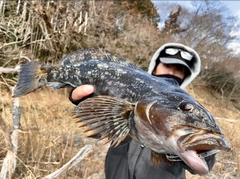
157, 0, 240, 101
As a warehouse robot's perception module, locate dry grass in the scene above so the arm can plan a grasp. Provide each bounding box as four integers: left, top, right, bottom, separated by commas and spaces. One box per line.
0, 85, 239, 178
0, 88, 107, 178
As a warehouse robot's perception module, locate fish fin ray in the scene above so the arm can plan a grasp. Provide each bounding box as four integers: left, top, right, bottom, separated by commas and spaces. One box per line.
75, 95, 134, 146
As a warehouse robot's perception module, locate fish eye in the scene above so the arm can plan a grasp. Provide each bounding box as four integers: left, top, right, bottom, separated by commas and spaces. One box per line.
179, 102, 194, 112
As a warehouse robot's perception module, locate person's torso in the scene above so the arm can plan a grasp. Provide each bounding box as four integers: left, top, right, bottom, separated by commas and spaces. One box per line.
105, 140, 186, 179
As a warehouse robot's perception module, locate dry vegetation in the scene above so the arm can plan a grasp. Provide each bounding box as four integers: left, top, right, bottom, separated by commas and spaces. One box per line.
0, 85, 239, 178
0, 88, 108, 178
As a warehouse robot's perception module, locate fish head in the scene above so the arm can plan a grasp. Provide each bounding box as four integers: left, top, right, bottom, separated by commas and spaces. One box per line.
134, 93, 230, 175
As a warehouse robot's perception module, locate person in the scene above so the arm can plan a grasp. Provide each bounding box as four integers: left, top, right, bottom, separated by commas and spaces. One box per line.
69, 43, 216, 179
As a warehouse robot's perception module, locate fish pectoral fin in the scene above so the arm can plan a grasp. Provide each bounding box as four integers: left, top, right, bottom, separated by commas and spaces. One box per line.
151, 151, 173, 168
74, 95, 135, 147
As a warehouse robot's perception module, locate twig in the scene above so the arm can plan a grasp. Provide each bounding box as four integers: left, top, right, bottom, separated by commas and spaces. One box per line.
0, 41, 23, 50
215, 117, 237, 123
43, 144, 93, 179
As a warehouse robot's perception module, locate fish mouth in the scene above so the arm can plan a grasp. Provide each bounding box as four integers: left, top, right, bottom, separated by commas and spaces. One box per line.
174, 129, 231, 175
177, 132, 231, 152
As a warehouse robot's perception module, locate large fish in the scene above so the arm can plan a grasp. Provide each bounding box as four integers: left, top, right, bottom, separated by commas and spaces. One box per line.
14, 49, 230, 175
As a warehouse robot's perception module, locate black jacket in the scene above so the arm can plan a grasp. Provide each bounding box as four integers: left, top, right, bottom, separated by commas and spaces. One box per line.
105, 140, 215, 179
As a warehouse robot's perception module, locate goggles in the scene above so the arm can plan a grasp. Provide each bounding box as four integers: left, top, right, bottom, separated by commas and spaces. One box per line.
165, 48, 193, 61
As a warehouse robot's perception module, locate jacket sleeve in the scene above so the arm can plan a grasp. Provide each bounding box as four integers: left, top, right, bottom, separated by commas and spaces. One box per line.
178, 154, 216, 174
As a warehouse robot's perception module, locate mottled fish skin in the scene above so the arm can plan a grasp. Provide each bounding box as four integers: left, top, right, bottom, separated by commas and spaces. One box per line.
14, 49, 230, 175
47, 59, 221, 134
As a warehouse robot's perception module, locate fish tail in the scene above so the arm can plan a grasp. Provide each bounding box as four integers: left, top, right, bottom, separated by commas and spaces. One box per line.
13, 62, 52, 97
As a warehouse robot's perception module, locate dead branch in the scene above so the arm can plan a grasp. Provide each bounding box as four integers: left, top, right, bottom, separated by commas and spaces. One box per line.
0, 86, 21, 179
43, 144, 93, 179
0, 66, 20, 74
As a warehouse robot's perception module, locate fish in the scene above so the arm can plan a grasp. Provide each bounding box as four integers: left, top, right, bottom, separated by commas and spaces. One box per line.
13, 49, 231, 175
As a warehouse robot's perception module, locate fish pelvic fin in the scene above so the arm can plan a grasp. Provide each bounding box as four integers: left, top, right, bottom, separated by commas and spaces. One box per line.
151, 151, 173, 168
13, 62, 52, 97
74, 95, 135, 147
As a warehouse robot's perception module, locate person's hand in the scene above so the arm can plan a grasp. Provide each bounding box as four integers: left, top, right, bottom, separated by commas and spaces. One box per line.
71, 85, 94, 101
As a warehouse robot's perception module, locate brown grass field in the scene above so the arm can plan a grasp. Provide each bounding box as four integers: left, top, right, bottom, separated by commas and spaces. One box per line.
0, 85, 239, 178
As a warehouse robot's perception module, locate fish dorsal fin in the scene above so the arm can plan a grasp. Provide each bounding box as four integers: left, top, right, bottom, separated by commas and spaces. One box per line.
74, 95, 135, 147
60, 49, 141, 70
151, 151, 173, 168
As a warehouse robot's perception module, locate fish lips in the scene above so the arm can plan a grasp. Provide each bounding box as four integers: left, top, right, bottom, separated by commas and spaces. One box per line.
176, 131, 230, 175
177, 132, 231, 152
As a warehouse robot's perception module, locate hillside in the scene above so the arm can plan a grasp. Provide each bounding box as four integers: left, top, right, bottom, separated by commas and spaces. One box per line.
0, 85, 239, 178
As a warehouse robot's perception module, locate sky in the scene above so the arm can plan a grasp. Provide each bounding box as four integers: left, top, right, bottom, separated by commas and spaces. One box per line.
152, 1, 240, 54
222, 1, 240, 14
226, 1, 240, 54
152, 1, 240, 15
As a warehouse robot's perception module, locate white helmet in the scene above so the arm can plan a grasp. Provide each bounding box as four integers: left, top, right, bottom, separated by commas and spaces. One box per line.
148, 43, 201, 89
